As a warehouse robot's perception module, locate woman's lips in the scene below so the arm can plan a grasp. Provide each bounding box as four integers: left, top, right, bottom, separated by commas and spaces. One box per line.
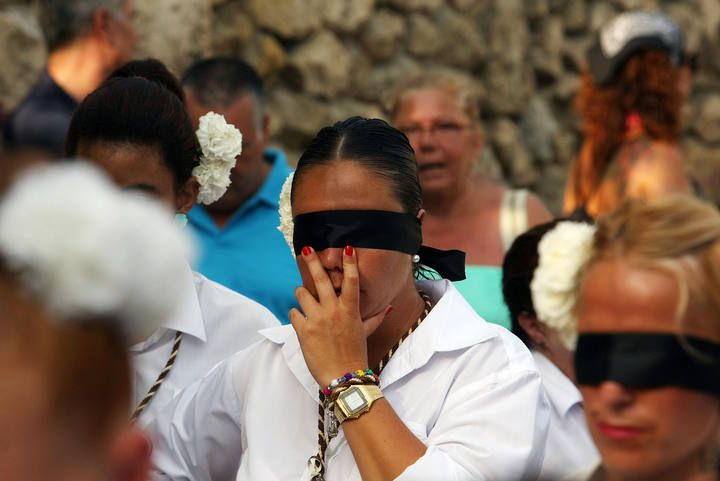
418, 162, 445, 172
597, 422, 647, 440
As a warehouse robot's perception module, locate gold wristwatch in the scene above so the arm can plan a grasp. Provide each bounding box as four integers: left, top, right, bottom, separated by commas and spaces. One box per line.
333, 384, 384, 424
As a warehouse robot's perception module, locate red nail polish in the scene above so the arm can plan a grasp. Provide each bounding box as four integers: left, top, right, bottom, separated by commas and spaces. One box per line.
302, 246, 311, 256
386, 305, 393, 315
344, 246, 354, 256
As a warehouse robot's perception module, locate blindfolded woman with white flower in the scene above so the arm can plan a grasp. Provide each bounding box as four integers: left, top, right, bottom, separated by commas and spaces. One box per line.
64, 59, 278, 425
503, 220, 600, 480
148, 117, 549, 481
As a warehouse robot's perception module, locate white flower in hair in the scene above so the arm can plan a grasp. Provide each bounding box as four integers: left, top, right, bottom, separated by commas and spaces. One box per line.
530, 221, 596, 350
277, 171, 295, 256
0, 162, 194, 342
193, 112, 243, 205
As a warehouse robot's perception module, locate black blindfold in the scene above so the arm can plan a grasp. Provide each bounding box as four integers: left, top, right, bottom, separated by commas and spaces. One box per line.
292, 210, 466, 281
575, 333, 720, 396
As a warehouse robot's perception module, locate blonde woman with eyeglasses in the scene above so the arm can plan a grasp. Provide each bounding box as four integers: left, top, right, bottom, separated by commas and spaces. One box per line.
392, 72, 552, 329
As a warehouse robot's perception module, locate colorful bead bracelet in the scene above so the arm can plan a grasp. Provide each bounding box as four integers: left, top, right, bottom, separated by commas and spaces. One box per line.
323, 369, 378, 396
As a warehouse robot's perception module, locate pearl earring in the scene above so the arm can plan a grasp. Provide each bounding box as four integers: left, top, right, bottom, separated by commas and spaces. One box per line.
412, 254, 420, 264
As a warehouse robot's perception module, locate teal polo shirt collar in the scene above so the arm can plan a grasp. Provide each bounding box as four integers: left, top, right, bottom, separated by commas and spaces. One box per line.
188, 148, 290, 234
253, 147, 290, 210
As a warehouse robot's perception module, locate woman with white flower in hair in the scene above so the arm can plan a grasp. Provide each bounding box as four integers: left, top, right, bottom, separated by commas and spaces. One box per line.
502, 220, 599, 480
64, 59, 278, 425
0, 163, 191, 481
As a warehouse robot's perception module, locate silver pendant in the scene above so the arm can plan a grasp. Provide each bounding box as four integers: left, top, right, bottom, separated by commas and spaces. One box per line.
308, 455, 323, 479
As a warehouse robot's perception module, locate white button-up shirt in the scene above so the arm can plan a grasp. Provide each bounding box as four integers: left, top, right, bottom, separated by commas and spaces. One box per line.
130, 264, 279, 424
532, 352, 599, 481
148, 280, 550, 481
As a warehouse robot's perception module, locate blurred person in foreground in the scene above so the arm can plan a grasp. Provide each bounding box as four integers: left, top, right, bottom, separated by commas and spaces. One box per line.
3, 0, 138, 156
567, 195, 720, 481
503, 220, 600, 480
0, 162, 192, 481
392, 72, 552, 328
182, 57, 300, 323
563, 11, 695, 220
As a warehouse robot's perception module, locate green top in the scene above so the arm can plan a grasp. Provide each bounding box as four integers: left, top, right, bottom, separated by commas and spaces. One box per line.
454, 265, 511, 330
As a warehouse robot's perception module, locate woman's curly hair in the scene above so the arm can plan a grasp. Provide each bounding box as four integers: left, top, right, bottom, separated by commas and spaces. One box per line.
567, 49, 684, 213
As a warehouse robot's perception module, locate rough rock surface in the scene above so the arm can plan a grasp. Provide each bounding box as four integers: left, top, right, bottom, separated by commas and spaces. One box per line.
0, 6, 45, 109
287, 30, 351, 99
360, 9, 406, 61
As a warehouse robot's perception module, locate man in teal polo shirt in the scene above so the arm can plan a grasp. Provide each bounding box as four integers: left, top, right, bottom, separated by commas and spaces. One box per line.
183, 57, 299, 323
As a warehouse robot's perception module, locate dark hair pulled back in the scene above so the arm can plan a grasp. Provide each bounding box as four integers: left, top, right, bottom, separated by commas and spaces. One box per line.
502, 220, 564, 347
293, 117, 422, 216
65, 59, 200, 185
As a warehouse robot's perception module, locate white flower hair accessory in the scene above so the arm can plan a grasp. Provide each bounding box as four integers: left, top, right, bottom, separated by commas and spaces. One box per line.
0, 162, 194, 342
277, 171, 295, 255
530, 221, 597, 350
193, 112, 243, 205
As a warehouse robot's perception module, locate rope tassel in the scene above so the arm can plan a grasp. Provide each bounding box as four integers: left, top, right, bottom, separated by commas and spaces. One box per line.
131, 331, 183, 422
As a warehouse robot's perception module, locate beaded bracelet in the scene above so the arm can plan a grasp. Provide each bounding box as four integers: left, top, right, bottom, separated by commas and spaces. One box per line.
323, 369, 378, 397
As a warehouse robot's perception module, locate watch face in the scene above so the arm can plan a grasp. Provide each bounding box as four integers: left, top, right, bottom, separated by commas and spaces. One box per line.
343, 389, 368, 412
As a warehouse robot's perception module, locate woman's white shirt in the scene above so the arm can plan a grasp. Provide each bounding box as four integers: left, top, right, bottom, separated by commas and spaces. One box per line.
148, 279, 550, 481
130, 263, 279, 424
532, 352, 599, 481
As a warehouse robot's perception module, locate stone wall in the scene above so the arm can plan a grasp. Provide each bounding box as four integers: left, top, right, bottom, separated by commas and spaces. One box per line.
2, 0, 720, 212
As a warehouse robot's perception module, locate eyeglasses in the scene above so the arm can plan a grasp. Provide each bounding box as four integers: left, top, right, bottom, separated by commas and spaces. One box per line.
400, 122, 471, 142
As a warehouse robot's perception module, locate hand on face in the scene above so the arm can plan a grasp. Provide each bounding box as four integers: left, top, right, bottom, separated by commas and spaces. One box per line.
289, 246, 391, 387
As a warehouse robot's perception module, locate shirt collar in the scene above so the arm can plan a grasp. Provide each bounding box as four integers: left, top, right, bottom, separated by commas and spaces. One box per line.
258, 280, 498, 398
42, 69, 77, 107
532, 351, 583, 416
255, 148, 291, 207
260, 325, 317, 399
128, 263, 207, 353
377, 280, 497, 388
161, 263, 207, 342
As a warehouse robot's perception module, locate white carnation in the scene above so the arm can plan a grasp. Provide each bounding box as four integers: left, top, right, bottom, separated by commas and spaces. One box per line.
530, 221, 596, 350
277, 172, 295, 255
197, 112, 243, 162
194, 112, 242, 205
0, 163, 194, 342
193, 161, 233, 205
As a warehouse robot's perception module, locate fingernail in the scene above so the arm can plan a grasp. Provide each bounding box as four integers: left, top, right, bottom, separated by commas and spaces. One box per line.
302, 246, 311, 257
344, 245, 354, 256
385, 305, 393, 315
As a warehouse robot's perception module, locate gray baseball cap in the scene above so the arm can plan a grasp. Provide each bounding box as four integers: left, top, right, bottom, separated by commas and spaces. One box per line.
587, 11, 686, 86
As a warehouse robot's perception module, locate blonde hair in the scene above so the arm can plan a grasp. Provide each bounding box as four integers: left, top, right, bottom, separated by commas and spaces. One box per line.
587, 194, 720, 334
390, 71, 482, 127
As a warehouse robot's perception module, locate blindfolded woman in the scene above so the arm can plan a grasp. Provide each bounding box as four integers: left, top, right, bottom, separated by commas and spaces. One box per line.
149, 117, 549, 481
570, 195, 720, 481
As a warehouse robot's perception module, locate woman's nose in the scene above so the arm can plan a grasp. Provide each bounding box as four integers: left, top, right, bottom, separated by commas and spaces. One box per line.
597, 380, 635, 411
317, 247, 343, 272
